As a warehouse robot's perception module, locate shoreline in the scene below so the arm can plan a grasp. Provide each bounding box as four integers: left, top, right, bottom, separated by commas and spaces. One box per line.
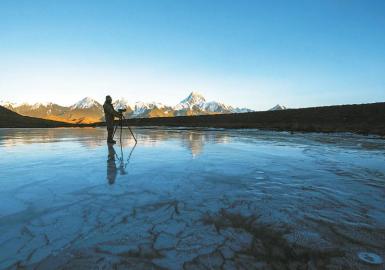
2, 102, 385, 137
113, 102, 385, 137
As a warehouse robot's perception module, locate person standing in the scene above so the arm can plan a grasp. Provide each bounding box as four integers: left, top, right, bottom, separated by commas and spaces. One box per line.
103, 95, 122, 144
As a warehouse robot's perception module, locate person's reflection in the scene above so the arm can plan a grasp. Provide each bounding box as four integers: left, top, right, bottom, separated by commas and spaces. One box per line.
107, 143, 117, 185
107, 141, 137, 184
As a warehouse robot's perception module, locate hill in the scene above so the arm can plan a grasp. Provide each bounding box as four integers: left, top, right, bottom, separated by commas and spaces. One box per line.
115, 102, 385, 137
0, 105, 78, 128
1, 98, 104, 124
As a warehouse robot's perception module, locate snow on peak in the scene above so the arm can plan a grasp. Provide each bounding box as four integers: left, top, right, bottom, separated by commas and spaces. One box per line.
269, 104, 287, 111
71, 97, 100, 109
113, 98, 131, 110
31, 102, 54, 109
0, 100, 17, 108
182, 91, 206, 104
233, 107, 253, 113
131, 101, 166, 116
1, 101, 53, 109
174, 92, 254, 113
180, 92, 206, 105
203, 101, 233, 113
175, 91, 206, 110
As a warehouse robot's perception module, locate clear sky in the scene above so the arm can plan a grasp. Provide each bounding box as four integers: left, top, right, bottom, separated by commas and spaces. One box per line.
1, 0, 384, 110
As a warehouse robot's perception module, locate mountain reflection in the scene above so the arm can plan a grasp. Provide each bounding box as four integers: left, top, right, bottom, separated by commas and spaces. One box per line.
0, 128, 105, 148
133, 128, 231, 157
181, 132, 205, 157
0, 127, 231, 157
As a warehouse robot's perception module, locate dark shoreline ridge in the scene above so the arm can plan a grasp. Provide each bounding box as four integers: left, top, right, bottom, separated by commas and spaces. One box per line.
116, 102, 385, 137
2, 102, 385, 137
0, 105, 84, 128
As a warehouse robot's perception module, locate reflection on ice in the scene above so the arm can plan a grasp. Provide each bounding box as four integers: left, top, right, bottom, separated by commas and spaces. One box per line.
0, 127, 384, 269
107, 143, 117, 185
0, 127, 232, 157
107, 141, 137, 184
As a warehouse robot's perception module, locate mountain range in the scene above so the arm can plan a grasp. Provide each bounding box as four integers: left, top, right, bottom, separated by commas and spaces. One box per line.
1, 92, 284, 124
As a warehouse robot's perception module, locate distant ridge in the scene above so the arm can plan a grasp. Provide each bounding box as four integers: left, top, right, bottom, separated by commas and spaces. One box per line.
2, 102, 385, 136
115, 102, 385, 137
0, 105, 77, 128
1, 92, 253, 123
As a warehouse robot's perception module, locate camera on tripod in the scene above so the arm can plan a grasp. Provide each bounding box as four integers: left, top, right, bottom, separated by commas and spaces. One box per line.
113, 107, 137, 143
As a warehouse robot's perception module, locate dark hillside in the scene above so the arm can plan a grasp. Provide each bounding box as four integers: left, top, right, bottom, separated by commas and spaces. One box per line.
117, 102, 385, 136
0, 105, 77, 128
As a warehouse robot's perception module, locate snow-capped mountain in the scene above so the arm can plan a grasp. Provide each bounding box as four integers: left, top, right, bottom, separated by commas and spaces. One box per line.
70, 97, 101, 110
203, 101, 232, 113
30, 102, 55, 110
113, 98, 169, 117
269, 104, 287, 111
67, 97, 104, 123
3, 92, 254, 123
234, 107, 253, 113
173, 92, 253, 115
0, 100, 17, 110
112, 98, 131, 110
174, 91, 206, 110
2, 98, 103, 124
131, 101, 167, 117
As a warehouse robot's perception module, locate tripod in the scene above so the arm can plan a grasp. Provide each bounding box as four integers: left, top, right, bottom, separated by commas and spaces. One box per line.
112, 114, 137, 144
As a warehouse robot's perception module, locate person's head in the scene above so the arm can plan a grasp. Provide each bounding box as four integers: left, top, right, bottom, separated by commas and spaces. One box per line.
105, 95, 112, 104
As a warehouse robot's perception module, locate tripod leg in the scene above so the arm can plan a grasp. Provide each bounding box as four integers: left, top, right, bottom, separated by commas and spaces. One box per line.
120, 117, 123, 144
122, 115, 137, 143
112, 119, 118, 139
128, 127, 137, 143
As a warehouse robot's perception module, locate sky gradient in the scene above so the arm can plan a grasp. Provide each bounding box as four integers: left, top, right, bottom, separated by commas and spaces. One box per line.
1, 0, 385, 110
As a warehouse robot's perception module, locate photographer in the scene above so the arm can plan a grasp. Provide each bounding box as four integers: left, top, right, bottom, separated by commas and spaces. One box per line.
103, 95, 122, 144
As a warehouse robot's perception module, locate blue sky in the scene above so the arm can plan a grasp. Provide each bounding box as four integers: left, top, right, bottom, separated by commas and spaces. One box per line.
1, 0, 384, 110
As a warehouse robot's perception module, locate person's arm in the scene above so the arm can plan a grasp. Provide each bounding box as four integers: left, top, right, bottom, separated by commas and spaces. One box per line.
106, 104, 122, 117
113, 107, 122, 118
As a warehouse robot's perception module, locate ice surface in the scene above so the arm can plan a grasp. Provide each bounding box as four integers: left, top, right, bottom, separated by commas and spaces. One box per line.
0, 128, 384, 269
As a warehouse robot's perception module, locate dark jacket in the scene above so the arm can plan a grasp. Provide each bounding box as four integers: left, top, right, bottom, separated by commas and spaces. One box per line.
103, 102, 120, 128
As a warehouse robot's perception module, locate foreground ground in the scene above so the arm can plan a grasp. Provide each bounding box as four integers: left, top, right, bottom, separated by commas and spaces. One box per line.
0, 128, 384, 269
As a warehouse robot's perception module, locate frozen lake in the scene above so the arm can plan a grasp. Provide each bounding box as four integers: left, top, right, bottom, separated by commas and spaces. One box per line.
0, 127, 384, 269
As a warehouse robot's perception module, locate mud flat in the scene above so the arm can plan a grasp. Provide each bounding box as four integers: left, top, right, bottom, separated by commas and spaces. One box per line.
120, 102, 385, 137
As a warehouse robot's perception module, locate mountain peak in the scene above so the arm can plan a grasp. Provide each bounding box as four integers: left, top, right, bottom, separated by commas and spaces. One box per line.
31, 102, 51, 109
0, 100, 16, 109
269, 104, 287, 111
71, 97, 100, 109
179, 91, 206, 105
113, 98, 131, 110
190, 91, 203, 96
